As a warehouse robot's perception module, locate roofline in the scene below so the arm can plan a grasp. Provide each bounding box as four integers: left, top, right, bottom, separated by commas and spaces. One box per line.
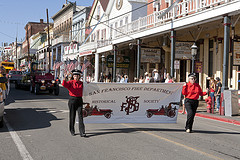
51, 3, 75, 20
86, 0, 98, 26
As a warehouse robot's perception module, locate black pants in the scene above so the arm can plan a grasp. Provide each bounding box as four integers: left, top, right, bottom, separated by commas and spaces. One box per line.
68, 96, 85, 135
185, 98, 199, 131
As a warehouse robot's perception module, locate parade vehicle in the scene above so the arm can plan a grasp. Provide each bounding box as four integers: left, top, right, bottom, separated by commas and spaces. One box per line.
82, 103, 113, 119
8, 70, 23, 83
0, 61, 14, 74
146, 102, 179, 118
15, 62, 59, 95
15, 71, 31, 90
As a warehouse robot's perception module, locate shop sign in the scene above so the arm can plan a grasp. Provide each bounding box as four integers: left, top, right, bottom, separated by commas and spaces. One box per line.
175, 42, 193, 59
107, 55, 130, 68
79, 50, 93, 56
174, 60, 180, 69
195, 61, 202, 73
233, 42, 240, 66
39, 53, 44, 59
141, 48, 161, 63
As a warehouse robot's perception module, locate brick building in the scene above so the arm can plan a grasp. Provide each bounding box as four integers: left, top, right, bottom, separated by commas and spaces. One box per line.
19, 19, 48, 68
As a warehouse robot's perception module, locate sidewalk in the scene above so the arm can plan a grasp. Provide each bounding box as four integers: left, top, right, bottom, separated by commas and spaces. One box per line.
178, 100, 240, 126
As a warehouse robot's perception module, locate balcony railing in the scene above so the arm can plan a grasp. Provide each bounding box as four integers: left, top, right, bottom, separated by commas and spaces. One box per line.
78, 42, 97, 53
52, 35, 70, 46
97, 39, 112, 48
115, 0, 232, 38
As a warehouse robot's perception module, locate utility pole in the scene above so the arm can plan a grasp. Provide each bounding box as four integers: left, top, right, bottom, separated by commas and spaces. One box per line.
15, 37, 18, 70
27, 24, 30, 69
46, 9, 51, 72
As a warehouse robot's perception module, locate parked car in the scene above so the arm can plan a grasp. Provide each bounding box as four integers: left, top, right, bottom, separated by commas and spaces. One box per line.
0, 89, 4, 128
8, 70, 23, 83
0, 76, 8, 128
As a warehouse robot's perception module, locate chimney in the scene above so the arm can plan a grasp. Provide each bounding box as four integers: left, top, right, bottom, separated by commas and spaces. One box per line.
40, 19, 44, 23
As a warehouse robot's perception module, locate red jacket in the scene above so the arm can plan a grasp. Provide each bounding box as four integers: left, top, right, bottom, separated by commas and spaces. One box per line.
62, 80, 83, 97
182, 82, 207, 100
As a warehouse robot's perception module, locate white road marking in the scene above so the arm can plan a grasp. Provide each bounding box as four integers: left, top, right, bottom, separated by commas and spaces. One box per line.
4, 118, 33, 160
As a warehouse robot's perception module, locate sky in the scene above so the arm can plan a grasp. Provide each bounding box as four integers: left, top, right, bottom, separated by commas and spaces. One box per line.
0, 0, 94, 46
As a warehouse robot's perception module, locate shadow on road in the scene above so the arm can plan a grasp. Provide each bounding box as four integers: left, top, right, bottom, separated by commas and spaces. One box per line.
86, 127, 240, 137
0, 108, 63, 132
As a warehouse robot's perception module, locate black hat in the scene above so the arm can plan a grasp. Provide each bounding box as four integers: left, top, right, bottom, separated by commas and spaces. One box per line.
71, 69, 82, 75
188, 73, 196, 78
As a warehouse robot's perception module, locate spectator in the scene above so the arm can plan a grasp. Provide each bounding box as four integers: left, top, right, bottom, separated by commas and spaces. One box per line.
139, 76, 144, 83
153, 69, 160, 83
209, 77, 216, 109
124, 75, 128, 83
215, 77, 222, 111
165, 73, 170, 83
107, 72, 112, 82
144, 72, 150, 83
168, 75, 174, 83
120, 75, 125, 83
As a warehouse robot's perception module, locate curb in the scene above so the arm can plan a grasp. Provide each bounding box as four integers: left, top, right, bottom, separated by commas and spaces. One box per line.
178, 110, 240, 126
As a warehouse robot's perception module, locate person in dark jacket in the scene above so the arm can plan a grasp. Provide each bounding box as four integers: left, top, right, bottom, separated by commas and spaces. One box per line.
182, 73, 208, 133
62, 69, 86, 137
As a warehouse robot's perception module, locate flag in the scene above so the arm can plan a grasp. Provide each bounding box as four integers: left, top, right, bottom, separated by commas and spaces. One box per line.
81, 59, 91, 72
53, 62, 58, 70
74, 60, 79, 69
56, 62, 64, 69
68, 61, 74, 72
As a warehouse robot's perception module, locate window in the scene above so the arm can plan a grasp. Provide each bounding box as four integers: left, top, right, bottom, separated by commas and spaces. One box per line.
102, 29, 106, 40
120, 20, 123, 26
110, 24, 113, 39
97, 5, 100, 16
153, 1, 161, 11
97, 30, 100, 40
125, 17, 128, 25
91, 33, 95, 42
115, 22, 118, 36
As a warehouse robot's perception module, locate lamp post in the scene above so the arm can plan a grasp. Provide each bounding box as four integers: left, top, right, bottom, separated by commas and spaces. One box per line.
101, 54, 105, 74
191, 43, 198, 73
100, 55, 105, 82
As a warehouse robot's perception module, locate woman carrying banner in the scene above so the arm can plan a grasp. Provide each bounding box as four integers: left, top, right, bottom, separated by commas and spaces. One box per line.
62, 69, 86, 137
182, 73, 208, 133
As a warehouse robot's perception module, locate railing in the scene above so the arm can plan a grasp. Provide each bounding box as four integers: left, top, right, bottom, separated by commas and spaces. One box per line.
97, 39, 112, 48
52, 35, 70, 46
78, 42, 97, 53
115, 0, 232, 38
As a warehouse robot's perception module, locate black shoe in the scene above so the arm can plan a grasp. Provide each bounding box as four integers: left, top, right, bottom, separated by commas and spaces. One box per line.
80, 133, 87, 137
71, 132, 75, 136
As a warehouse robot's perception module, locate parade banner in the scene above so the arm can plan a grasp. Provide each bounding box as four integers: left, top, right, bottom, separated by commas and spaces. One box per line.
83, 83, 184, 123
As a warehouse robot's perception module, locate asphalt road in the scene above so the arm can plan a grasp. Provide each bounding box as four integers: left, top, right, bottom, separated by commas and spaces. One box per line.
0, 84, 240, 160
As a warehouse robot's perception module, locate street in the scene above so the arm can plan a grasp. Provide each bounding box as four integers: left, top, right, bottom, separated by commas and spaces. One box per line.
0, 85, 240, 160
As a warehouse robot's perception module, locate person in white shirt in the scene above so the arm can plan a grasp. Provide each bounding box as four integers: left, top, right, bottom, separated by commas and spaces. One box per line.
153, 69, 160, 83
144, 72, 150, 83
120, 75, 125, 83
165, 73, 170, 83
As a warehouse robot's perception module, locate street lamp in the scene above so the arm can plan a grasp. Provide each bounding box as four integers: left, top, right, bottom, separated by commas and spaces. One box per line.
191, 43, 198, 73
101, 55, 105, 74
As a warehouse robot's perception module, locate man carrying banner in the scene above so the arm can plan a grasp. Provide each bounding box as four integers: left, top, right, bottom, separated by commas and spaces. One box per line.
62, 69, 86, 137
182, 73, 208, 133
